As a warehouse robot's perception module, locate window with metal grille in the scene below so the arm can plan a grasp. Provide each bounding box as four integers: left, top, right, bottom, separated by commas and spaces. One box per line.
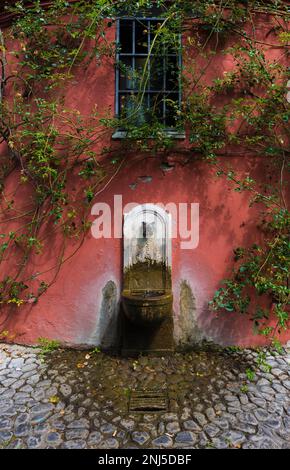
116, 18, 182, 129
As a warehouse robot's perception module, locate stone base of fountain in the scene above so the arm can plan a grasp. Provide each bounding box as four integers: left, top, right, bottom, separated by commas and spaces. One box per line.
120, 302, 174, 357
121, 204, 174, 356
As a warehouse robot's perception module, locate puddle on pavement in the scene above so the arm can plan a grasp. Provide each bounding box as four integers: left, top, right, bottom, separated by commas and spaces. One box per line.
45, 347, 253, 418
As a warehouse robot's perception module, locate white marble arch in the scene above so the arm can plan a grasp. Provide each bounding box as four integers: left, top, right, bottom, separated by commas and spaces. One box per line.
123, 204, 172, 270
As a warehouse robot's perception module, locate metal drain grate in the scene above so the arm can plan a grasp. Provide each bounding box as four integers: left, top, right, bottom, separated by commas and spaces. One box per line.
129, 390, 168, 413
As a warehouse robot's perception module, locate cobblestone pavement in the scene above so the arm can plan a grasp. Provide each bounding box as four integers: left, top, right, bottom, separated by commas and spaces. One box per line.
1, 342, 290, 449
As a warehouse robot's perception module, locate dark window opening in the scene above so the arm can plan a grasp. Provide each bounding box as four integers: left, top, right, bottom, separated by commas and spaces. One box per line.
116, 18, 182, 129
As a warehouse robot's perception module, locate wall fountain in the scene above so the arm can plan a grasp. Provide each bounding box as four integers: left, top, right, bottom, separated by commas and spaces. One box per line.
121, 204, 174, 356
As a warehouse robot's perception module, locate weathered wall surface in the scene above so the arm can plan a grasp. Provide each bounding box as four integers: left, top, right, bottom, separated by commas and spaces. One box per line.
2, 153, 288, 348
0, 15, 289, 348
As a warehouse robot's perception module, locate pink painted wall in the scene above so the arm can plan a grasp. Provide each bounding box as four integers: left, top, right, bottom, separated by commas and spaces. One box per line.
0, 14, 289, 348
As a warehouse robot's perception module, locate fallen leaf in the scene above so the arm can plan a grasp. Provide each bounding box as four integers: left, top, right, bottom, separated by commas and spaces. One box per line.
85, 354, 91, 360
49, 395, 60, 404
196, 372, 204, 377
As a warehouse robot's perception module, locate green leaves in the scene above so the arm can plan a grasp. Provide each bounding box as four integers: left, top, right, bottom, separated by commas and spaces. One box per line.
85, 187, 94, 203
0, 277, 28, 307
0, 0, 289, 334
210, 208, 290, 339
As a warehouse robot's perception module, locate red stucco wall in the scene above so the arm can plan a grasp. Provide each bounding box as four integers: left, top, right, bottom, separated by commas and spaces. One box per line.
0, 13, 289, 348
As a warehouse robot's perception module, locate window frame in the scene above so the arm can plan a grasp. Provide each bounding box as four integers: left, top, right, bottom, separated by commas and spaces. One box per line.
113, 17, 185, 139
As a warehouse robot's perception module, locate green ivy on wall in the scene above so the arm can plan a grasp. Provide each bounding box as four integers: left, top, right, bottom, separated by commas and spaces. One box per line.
0, 0, 289, 346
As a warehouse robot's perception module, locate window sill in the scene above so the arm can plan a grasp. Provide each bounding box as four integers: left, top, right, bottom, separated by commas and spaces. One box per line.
111, 129, 186, 140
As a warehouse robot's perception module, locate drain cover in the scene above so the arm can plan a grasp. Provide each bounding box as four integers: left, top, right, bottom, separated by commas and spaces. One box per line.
129, 390, 168, 413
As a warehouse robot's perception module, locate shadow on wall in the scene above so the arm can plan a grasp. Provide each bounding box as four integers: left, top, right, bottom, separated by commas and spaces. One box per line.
174, 280, 205, 350
94, 280, 119, 350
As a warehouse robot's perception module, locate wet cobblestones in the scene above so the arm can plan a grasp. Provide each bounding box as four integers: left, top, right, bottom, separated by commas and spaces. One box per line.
1, 342, 290, 449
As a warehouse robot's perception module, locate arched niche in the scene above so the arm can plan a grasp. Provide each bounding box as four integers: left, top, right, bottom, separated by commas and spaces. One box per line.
123, 204, 172, 293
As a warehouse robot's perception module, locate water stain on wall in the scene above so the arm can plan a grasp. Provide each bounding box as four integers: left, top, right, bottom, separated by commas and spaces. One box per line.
175, 280, 204, 349
95, 280, 119, 350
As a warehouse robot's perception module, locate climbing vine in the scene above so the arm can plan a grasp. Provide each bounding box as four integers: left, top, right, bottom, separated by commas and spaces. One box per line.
0, 1, 289, 344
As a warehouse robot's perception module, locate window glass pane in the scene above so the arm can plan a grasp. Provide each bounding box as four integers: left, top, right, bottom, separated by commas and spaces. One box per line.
165, 34, 180, 55
120, 20, 132, 53
119, 93, 135, 119
135, 20, 149, 53
119, 93, 148, 125
117, 18, 181, 128
149, 94, 164, 123
119, 57, 134, 90
150, 56, 164, 90
166, 56, 179, 91
149, 20, 163, 54
135, 56, 148, 90
165, 93, 179, 127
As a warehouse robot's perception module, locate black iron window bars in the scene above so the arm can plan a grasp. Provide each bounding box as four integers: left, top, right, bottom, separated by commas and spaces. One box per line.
116, 18, 182, 129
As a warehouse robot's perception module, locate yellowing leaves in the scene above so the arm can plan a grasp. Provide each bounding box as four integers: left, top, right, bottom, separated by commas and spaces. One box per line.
49, 395, 60, 404
76, 353, 92, 369
278, 32, 290, 45
195, 372, 205, 377
7, 298, 24, 307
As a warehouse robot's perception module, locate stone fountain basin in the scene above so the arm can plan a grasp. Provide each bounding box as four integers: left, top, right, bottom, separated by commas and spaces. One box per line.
121, 290, 173, 326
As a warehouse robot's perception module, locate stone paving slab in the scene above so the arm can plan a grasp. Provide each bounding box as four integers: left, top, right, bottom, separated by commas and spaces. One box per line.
0, 342, 290, 449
